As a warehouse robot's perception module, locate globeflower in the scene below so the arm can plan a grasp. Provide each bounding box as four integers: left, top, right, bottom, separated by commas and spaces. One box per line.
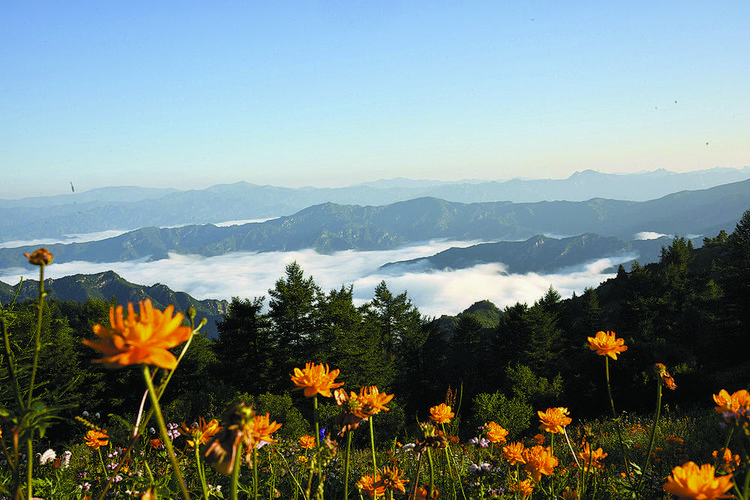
83, 300, 193, 370
713, 389, 750, 414
24, 248, 53, 266
299, 435, 316, 450
429, 403, 454, 424
538, 407, 572, 434
379, 466, 408, 496
84, 429, 109, 450
577, 443, 608, 471
502, 442, 526, 465
358, 386, 394, 417
587, 330, 628, 360
485, 421, 509, 444
180, 417, 222, 448
356, 472, 385, 498
663, 461, 733, 499
290, 362, 344, 398
523, 445, 558, 482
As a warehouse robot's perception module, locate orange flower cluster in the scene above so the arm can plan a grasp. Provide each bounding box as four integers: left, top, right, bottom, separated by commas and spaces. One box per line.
538, 407, 572, 434
429, 403, 454, 424
587, 330, 628, 360
83, 299, 192, 370
663, 462, 733, 500
180, 417, 222, 448
290, 362, 344, 398
24, 248, 53, 266
485, 421, 508, 444
522, 445, 558, 482
84, 429, 109, 450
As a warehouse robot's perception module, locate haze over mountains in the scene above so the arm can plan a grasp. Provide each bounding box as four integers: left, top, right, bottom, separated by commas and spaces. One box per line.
2, 168, 749, 317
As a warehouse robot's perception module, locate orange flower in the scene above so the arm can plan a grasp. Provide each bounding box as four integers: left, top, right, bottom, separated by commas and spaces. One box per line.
523, 445, 558, 482
24, 248, 53, 266
587, 330, 628, 360
290, 362, 344, 398
299, 434, 317, 450
149, 438, 163, 450
663, 461, 733, 500
538, 407, 572, 434
713, 389, 750, 413
655, 363, 678, 390
713, 448, 741, 474
577, 443, 608, 471
414, 486, 439, 499
356, 472, 385, 498
502, 442, 526, 465
510, 479, 534, 498
532, 433, 545, 445
180, 417, 222, 448
84, 429, 109, 450
379, 466, 408, 496
429, 403, 454, 424
83, 300, 192, 370
485, 421, 509, 444
246, 413, 283, 447
358, 386, 394, 417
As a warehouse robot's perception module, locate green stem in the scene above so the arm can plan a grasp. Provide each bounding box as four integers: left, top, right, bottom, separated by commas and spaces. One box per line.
638, 379, 663, 493
253, 446, 259, 500
605, 357, 631, 479
143, 365, 191, 500
195, 443, 209, 499
369, 417, 378, 480
344, 431, 352, 499
27, 264, 45, 408
26, 436, 33, 500
1, 316, 24, 411
230, 439, 243, 500
427, 448, 435, 499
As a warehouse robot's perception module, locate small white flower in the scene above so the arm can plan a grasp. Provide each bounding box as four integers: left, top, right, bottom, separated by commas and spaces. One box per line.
39, 449, 56, 465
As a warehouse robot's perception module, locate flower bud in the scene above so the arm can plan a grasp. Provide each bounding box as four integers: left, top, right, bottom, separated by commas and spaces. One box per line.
24, 248, 53, 266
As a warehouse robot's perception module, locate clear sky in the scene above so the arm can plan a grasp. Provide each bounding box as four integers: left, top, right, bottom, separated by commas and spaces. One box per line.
2, 1, 749, 199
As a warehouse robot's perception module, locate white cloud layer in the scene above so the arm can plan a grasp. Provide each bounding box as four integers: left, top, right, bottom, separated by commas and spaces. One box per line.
0, 240, 633, 317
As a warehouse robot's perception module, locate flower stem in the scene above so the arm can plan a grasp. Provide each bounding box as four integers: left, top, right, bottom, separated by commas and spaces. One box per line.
427, 448, 436, 499
253, 446, 259, 500
195, 443, 209, 499
369, 416, 378, 480
230, 440, 243, 500
605, 357, 631, 479
344, 431, 352, 499
638, 378, 663, 493
143, 365, 191, 500
27, 264, 45, 407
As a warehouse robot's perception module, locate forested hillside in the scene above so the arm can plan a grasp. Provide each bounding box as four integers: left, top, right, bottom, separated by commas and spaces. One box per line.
4, 211, 750, 444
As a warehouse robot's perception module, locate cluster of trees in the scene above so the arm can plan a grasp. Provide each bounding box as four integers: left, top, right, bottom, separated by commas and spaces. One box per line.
4, 211, 750, 444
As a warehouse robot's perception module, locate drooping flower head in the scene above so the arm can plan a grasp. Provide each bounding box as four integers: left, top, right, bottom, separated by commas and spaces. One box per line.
180, 417, 222, 448
523, 445, 559, 482
429, 403, 454, 424
655, 363, 678, 390
587, 330, 628, 360
24, 248, 53, 266
538, 407, 572, 434
379, 466, 408, 496
485, 421, 509, 444
84, 429, 109, 450
290, 362, 344, 398
83, 299, 193, 369
663, 461, 733, 499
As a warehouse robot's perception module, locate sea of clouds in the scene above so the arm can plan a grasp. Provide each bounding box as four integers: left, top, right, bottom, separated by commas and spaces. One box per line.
0, 227, 635, 317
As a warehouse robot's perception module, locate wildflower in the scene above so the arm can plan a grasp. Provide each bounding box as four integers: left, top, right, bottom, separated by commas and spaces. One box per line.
149, 438, 163, 450
379, 466, 408, 496
587, 330, 628, 360
713, 389, 750, 413
180, 417, 222, 448
538, 407, 572, 434
485, 421, 508, 444
299, 434, 317, 449
244, 412, 283, 459
84, 429, 109, 450
532, 433, 545, 445
577, 443, 608, 471
429, 403, 454, 424
655, 363, 678, 390
358, 386, 394, 417
502, 442, 526, 465
83, 299, 192, 369
356, 472, 385, 498
510, 479, 534, 499
166, 422, 180, 439
290, 362, 344, 398
414, 485, 439, 499
39, 449, 56, 465
24, 248, 53, 266
713, 448, 741, 474
663, 461, 733, 499
415, 423, 447, 452
523, 445, 558, 482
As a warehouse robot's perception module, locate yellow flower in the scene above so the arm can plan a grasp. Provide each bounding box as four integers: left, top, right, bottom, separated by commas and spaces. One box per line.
358, 386, 394, 417
502, 442, 526, 465
587, 330, 628, 360
356, 472, 385, 498
290, 362, 344, 398
523, 445, 558, 482
663, 461, 733, 500
83, 299, 192, 370
180, 417, 222, 448
485, 421, 509, 444
24, 248, 53, 266
84, 429, 109, 450
538, 407, 572, 434
429, 403, 454, 424
379, 466, 408, 496
577, 443, 608, 471
299, 434, 317, 450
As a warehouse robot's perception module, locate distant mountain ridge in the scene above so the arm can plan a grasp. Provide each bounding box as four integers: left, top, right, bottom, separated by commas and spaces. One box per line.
0, 178, 748, 269
2, 167, 748, 241
0, 270, 228, 337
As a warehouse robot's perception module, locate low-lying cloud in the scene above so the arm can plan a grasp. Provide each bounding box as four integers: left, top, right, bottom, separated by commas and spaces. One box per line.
0, 240, 633, 317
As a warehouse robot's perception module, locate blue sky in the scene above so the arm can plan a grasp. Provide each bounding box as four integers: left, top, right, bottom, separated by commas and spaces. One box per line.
2, 1, 749, 198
